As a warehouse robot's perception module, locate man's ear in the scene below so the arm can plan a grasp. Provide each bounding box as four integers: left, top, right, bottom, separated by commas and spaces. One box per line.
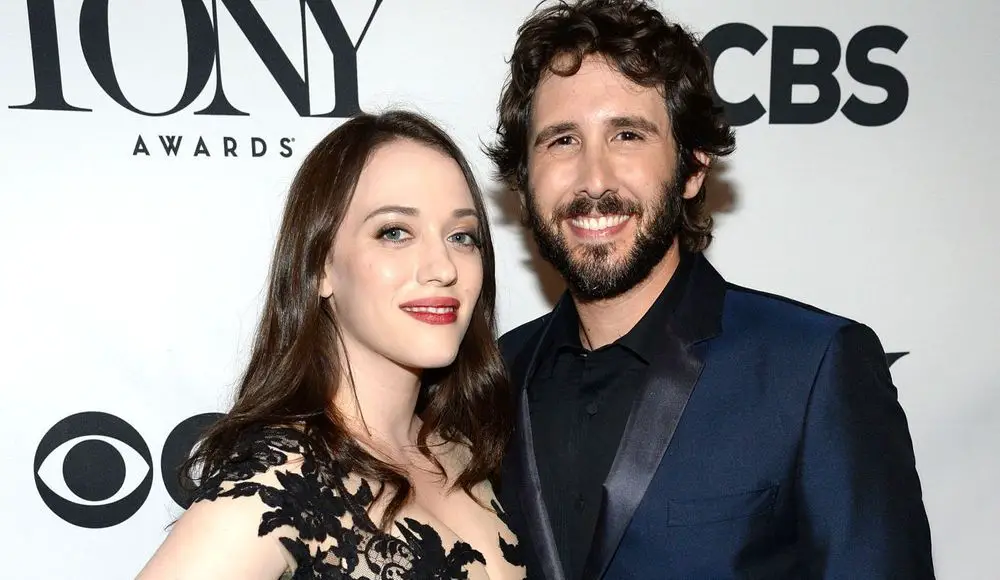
682, 150, 711, 200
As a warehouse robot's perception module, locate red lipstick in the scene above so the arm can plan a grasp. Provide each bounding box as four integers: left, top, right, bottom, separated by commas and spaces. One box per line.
399, 297, 460, 325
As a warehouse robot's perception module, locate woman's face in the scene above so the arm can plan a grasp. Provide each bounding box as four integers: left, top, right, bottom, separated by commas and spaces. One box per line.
320, 138, 484, 372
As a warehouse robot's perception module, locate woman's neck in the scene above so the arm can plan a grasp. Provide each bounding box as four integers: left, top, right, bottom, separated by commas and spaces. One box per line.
331, 338, 424, 460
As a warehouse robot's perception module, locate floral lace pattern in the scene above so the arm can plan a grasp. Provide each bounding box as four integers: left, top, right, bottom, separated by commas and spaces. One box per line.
192, 426, 525, 579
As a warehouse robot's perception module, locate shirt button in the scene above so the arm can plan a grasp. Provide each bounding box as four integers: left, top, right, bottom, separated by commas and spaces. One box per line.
585, 401, 599, 415
575, 495, 586, 510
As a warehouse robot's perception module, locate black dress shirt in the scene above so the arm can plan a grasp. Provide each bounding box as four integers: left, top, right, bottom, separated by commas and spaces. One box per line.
527, 251, 693, 580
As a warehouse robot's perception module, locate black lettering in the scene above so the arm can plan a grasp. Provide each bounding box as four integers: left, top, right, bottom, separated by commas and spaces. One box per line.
194, 137, 210, 156
132, 135, 150, 156
769, 26, 842, 124
10, 0, 91, 111
252, 137, 266, 157
196, 0, 383, 118
191, 0, 246, 116
842, 26, 908, 127
224, 136, 237, 156
14, 0, 383, 118
280, 137, 293, 157
301, 0, 381, 117
701, 23, 767, 126
159, 135, 183, 156
79, 0, 216, 116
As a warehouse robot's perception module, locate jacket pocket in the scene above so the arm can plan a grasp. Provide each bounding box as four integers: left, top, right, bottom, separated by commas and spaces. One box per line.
667, 485, 778, 526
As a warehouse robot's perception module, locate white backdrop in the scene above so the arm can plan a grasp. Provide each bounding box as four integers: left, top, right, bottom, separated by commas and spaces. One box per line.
1, 1, 997, 578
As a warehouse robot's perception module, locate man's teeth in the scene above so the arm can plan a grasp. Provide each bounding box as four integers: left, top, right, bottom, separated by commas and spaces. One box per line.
570, 215, 629, 230
403, 306, 455, 314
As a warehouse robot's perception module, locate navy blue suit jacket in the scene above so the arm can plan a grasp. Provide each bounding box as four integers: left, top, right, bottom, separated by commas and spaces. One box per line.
496, 253, 934, 579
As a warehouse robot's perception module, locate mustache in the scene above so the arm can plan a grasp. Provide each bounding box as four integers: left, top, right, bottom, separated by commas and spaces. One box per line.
551, 193, 642, 223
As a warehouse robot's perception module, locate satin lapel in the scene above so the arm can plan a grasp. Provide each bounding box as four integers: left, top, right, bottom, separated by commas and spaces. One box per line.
581, 253, 725, 580
580, 331, 704, 580
511, 298, 567, 580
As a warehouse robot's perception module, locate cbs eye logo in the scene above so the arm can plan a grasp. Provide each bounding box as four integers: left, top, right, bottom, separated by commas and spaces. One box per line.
33, 411, 223, 529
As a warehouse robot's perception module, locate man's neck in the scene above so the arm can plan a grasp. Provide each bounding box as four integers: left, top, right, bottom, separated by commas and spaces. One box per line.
574, 243, 682, 350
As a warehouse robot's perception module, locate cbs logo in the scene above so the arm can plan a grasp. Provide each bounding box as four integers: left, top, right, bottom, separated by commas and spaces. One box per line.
33, 411, 222, 529
703, 24, 908, 126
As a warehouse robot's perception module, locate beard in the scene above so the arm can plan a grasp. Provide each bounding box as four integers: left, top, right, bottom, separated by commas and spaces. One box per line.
526, 173, 685, 302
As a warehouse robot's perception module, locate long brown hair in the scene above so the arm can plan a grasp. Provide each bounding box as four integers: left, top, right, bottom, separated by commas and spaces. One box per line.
182, 110, 511, 528
484, 0, 736, 252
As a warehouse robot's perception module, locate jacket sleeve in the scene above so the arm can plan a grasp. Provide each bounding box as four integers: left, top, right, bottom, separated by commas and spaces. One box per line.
795, 322, 935, 578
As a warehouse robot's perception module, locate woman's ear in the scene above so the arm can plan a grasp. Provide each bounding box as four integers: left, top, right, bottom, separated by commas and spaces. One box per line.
318, 252, 335, 299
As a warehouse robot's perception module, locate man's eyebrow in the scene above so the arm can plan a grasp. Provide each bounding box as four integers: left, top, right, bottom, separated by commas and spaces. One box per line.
608, 115, 662, 134
531, 116, 663, 147
533, 121, 577, 147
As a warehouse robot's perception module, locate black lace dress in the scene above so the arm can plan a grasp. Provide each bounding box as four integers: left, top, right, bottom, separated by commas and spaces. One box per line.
191, 425, 527, 579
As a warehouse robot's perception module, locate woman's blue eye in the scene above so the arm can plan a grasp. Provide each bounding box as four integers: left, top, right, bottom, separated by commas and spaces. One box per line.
451, 232, 480, 247
379, 227, 409, 242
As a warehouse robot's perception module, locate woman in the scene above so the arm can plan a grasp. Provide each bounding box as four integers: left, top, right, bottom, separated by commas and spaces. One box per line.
138, 110, 525, 579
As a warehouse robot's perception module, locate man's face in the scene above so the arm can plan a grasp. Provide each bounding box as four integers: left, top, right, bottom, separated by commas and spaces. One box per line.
525, 54, 704, 301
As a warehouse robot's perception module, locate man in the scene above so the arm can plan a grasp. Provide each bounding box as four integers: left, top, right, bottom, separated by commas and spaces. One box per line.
484, 1, 935, 578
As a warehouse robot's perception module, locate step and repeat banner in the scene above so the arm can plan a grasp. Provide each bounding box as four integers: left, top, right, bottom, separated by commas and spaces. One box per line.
1, 1, 996, 577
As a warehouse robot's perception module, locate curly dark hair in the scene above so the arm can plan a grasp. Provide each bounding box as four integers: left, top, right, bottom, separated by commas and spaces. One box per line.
484, 0, 736, 252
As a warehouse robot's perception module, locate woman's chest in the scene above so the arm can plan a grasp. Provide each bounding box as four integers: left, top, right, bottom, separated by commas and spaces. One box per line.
403, 477, 526, 580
